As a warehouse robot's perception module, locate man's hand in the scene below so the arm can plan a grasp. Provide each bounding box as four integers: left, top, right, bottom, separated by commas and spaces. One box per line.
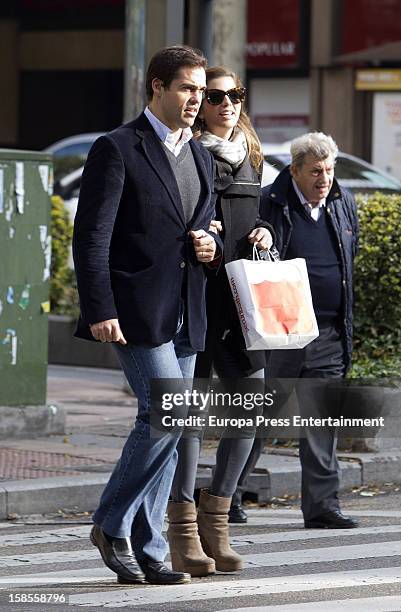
90, 319, 127, 344
248, 227, 273, 251
189, 229, 217, 263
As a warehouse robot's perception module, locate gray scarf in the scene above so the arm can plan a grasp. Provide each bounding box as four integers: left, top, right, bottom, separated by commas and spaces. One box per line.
199, 129, 247, 168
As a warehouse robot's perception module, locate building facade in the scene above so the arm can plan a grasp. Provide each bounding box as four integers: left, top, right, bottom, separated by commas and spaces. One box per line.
2, 0, 401, 178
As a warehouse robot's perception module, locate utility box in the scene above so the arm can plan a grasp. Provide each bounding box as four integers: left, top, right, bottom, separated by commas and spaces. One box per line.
0, 149, 53, 406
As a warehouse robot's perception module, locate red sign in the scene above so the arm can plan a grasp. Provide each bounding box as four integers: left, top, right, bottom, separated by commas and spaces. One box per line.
246, 0, 301, 69
341, 0, 401, 54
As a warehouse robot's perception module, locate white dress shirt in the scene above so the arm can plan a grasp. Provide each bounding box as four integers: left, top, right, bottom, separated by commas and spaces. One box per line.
292, 178, 326, 221
144, 106, 193, 157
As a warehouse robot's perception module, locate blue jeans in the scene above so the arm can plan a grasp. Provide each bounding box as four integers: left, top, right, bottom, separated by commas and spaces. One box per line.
92, 319, 196, 562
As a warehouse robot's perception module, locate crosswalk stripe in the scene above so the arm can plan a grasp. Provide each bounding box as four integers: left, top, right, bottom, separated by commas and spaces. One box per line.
242, 540, 401, 568
0, 567, 113, 586
3, 522, 400, 550
2, 539, 401, 572
248, 508, 401, 519
0, 517, 305, 549
216, 595, 401, 611
0, 549, 98, 568
0, 514, 303, 545
67, 567, 401, 607
243, 517, 304, 526
231, 524, 401, 546
14, 509, 393, 545
349, 510, 401, 518
0, 525, 90, 547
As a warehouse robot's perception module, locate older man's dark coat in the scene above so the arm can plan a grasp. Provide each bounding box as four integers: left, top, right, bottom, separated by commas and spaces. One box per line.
260, 166, 359, 369
73, 112, 220, 351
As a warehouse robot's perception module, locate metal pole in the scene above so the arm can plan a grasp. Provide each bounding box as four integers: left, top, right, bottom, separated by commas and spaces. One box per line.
166, 0, 185, 45
198, 0, 214, 64
123, 0, 146, 122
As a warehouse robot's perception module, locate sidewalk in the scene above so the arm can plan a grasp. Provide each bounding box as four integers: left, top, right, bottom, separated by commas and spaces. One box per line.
1, 365, 401, 519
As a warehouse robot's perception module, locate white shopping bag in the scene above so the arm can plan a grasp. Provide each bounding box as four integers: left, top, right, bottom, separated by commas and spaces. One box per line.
225, 248, 319, 350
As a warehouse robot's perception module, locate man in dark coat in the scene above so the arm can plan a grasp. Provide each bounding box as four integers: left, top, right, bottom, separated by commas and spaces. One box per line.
73, 46, 221, 585
231, 132, 359, 529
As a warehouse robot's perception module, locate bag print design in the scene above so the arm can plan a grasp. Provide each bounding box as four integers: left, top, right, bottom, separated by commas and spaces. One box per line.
249, 280, 315, 335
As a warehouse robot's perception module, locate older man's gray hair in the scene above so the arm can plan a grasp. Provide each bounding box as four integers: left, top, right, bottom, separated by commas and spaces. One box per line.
290, 132, 338, 169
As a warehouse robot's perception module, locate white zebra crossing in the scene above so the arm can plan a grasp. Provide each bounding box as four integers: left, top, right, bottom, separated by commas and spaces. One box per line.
2, 509, 401, 609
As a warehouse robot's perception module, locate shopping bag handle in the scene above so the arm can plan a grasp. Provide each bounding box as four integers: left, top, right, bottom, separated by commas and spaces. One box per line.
252, 244, 281, 262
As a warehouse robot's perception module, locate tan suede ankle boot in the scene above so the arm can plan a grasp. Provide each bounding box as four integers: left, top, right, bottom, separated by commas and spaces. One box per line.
197, 489, 243, 572
167, 500, 215, 577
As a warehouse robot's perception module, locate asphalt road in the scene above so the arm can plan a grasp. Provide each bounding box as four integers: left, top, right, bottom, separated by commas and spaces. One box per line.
1, 489, 401, 611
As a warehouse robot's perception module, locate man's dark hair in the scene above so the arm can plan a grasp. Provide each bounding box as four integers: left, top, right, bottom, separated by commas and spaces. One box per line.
146, 45, 207, 100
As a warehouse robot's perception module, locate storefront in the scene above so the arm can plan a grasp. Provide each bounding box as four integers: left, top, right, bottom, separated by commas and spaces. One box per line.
246, 0, 310, 144
356, 70, 401, 181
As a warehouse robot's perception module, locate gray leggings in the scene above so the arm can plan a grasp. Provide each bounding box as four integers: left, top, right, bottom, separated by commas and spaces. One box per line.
171, 367, 264, 502
171, 435, 254, 501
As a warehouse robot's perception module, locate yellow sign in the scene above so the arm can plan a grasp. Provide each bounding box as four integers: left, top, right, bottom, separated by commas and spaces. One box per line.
356, 69, 401, 91
41, 301, 50, 313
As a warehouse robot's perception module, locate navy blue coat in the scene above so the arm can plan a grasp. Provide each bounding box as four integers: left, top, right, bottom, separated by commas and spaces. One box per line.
260, 167, 359, 369
73, 112, 220, 351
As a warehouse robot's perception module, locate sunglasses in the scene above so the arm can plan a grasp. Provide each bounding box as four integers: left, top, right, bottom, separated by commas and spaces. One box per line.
205, 87, 246, 106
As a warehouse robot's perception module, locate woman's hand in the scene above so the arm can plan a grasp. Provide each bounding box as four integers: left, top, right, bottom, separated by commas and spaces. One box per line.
247, 227, 273, 250
209, 220, 223, 234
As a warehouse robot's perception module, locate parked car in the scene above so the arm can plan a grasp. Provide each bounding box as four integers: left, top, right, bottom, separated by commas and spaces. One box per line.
44, 133, 103, 181
262, 142, 401, 194
54, 137, 401, 223
54, 166, 83, 224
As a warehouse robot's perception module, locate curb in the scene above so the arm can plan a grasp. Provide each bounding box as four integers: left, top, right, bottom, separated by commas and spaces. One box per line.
0, 474, 109, 519
0, 468, 214, 519
2, 453, 401, 519
199, 454, 362, 503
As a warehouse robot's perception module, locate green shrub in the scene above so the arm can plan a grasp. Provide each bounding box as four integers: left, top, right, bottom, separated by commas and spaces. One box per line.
50, 195, 78, 316
350, 192, 401, 378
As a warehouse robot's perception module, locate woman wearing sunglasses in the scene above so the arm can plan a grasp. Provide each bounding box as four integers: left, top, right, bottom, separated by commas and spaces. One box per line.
168, 66, 274, 577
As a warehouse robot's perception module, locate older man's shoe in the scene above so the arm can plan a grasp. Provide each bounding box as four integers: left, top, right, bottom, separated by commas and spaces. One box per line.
118, 557, 191, 585
90, 525, 145, 583
228, 504, 248, 524
304, 510, 358, 529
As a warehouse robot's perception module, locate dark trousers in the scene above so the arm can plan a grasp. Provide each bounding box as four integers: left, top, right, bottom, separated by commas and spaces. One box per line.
233, 322, 346, 520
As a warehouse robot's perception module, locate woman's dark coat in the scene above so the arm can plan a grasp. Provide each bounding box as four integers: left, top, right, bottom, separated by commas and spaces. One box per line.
195, 154, 274, 378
